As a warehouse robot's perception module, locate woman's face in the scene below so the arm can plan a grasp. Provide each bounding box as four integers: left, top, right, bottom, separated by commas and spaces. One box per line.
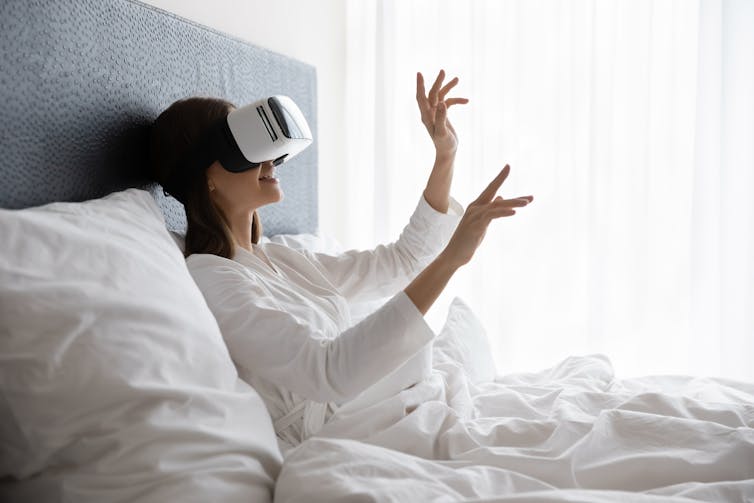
206, 159, 283, 215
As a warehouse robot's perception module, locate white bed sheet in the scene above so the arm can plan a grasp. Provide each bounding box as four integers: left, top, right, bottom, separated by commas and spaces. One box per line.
276, 352, 754, 502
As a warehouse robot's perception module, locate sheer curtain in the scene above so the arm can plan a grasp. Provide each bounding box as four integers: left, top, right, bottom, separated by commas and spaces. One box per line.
339, 0, 754, 380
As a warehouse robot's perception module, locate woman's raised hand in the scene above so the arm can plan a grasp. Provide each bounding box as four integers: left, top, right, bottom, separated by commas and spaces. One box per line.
404, 164, 532, 315
416, 70, 469, 158
441, 165, 533, 268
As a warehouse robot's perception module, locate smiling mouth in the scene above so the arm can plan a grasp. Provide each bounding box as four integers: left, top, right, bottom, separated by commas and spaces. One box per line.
259, 173, 278, 183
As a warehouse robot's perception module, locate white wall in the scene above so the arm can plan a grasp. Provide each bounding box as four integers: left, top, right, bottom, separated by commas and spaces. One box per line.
140, 0, 347, 240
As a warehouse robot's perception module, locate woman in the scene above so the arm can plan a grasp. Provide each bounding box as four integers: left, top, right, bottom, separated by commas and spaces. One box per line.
149, 70, 533, 448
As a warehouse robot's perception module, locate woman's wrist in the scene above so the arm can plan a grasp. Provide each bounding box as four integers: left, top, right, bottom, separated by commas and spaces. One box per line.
424, 151, 455, 213
404, 252, 460, 315
437, 247, 465, 271
435, 148, 456, 165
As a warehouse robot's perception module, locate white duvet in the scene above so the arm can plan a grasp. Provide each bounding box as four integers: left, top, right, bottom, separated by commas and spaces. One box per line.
275, 307, 754, 502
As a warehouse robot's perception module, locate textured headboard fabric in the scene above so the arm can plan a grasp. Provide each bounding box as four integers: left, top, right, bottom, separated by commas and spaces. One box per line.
0, 0, 318, 236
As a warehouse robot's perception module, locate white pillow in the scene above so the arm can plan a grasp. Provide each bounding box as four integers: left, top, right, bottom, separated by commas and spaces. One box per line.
0, 189, 282, 502
433, 297, 498, 383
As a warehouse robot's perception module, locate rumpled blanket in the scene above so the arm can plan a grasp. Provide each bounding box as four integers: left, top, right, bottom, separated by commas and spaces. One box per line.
276, 346, 754, 501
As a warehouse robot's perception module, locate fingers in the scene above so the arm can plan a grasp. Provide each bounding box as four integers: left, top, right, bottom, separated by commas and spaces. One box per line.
445, 97, 469, 108
438, 76, 468, 110
485, 195, 531, 219
492, 197, 531, 208
418, 70, 468, 109
416, 72, 426, 103
434, 102, 448, 131
475, 164, 510, 204
488, 207, 518, 218
472, 166, 534, 218
438, 77, 458, 101
427, 69, 445, 105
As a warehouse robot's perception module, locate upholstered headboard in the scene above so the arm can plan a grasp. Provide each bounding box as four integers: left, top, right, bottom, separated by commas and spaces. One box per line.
0, 0, 318, 236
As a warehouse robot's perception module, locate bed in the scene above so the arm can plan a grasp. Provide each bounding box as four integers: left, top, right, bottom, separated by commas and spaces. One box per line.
1, 1, 753, 502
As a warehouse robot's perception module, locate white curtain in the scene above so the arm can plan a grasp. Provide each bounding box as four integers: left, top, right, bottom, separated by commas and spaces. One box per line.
338, 0, 754, 380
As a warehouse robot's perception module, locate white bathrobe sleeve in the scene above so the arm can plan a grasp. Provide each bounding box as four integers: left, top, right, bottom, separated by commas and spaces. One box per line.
188, 260, 436, 405
301, 195, 464, 304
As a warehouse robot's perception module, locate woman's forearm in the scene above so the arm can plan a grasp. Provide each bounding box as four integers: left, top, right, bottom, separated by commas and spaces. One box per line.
403, 250, 459, 315
413, 152, 458, 314
409, 165, 533, 317
423, 152, 454, 214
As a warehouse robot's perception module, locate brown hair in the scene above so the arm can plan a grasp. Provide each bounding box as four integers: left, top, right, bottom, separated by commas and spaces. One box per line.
149, 96, 262, 258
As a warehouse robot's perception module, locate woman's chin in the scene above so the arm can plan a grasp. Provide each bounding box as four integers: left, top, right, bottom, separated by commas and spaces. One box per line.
259, 192, 283, 207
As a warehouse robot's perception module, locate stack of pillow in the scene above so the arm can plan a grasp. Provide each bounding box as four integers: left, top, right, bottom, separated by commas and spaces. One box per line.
0, 189, 282, 502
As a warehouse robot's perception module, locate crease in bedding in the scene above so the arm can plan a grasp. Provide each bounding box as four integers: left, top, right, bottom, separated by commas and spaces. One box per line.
275, 349, 754, 502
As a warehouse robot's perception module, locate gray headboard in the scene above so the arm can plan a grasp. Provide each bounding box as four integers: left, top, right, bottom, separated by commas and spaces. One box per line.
0, 0, 318, 236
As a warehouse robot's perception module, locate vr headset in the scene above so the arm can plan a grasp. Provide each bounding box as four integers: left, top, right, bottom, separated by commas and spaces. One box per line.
163, 95, 313, 204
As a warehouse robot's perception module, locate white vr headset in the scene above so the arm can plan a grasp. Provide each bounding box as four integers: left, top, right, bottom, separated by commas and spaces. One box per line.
164, 95, 313, 203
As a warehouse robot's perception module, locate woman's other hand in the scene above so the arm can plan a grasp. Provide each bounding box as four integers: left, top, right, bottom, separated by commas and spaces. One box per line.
442, 164, 533, 268
404, 164, 532, 315
416, 70, 469, 159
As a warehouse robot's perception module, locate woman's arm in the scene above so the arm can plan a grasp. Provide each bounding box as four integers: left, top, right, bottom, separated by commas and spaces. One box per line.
416, 70, 468, 213
405, 165, 533, 315
424, 152, 454, 214
411, 73, 533, 314
301, 194, 463, 304
287, 70, 467, 303
188, 258, 435, 405
186, 167, 531, 405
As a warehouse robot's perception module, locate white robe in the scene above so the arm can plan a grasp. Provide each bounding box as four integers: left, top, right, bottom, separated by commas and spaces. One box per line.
187, 195, 463, 448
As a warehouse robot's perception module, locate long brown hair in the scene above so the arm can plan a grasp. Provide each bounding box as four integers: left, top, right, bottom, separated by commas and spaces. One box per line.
149, 96, 262, 258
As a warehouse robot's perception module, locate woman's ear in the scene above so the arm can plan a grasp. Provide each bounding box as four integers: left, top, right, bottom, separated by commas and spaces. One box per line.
206, 161, 224, 192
